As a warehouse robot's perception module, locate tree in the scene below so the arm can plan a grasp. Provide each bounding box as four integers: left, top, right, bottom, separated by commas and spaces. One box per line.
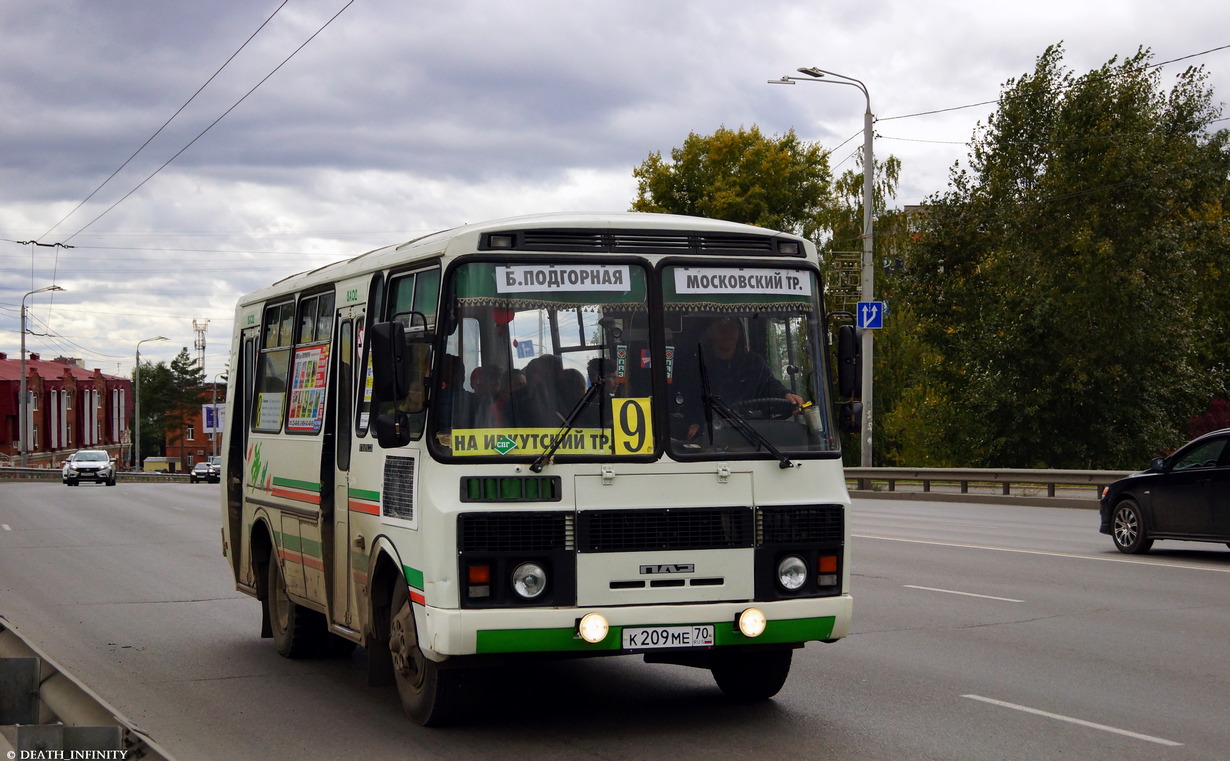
132, 348, 208, 468
166, 348, 208, 469
631, 125, 834, 239
890, 44, 1230, 468
132, 360, 171, 466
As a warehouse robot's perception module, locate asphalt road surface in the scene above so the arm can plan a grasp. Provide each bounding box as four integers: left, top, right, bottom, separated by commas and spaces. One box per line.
1, 482, 1227, 760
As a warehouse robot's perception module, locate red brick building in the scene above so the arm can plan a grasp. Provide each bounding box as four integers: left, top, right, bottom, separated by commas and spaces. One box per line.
164, 382, 226, 470
0, 352, 133, 467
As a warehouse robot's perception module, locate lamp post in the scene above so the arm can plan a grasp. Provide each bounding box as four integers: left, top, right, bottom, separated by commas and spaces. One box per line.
19, 285, 65, 466
134, 336, 168, 471
770, 67, 876, 467
211, 373, 225, 457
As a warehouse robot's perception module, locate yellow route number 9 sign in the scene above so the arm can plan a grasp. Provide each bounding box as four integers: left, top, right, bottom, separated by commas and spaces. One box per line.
612, 397, 653, 455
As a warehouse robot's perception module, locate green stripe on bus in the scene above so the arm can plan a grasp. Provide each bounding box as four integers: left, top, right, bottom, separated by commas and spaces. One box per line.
475, 616, 836, 654
714, 615, 835, 646
349, 487, 380, 501
279, 533, 323, 558
272, 476, 321, 492
402, 565, 425, 591
477, 627, 616, 653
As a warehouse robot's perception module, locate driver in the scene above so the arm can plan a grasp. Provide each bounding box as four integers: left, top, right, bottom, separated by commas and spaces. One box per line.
681, 316, 803, 439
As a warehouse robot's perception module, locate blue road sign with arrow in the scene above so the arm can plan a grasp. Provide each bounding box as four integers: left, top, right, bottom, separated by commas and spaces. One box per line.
857, 301, 885, 329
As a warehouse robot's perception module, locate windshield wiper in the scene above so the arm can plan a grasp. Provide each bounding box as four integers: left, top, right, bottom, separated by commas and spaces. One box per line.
698, 348, 793, 469
530, 376, 606, 473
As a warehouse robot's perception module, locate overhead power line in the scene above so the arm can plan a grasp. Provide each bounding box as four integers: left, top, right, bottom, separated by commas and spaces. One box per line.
57, 0, 356, 245
39, 0, 291, 244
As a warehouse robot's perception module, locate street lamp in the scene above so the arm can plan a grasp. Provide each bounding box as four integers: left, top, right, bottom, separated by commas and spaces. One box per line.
770, 67, 876, 467
211, 372, 226, 457
19, 285, 65, 466
134, 336, 168, 470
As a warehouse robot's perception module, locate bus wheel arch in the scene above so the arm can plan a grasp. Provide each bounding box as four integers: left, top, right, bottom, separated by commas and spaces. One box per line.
365, 546, 403, 687
265, 543, 324, 658
250, 519, 275, 639
388, 573, 463, 726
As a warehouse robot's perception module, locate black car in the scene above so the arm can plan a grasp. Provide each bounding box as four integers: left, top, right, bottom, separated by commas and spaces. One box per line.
1099, 428, 1230, 553
190, 461, 220, 484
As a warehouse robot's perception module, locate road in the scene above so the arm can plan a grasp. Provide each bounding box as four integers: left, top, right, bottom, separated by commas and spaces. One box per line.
1, 483, 1227, 760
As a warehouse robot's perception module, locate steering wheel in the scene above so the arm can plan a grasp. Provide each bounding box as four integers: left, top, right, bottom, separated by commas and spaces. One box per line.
731, 397, 796, 421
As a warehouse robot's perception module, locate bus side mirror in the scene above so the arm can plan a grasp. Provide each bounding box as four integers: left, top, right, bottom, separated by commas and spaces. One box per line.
375, 410, 412, 448
838, 401, 863, 434
837, 325, 861, 399
371, 320, 433, 449
370, 321, 409, 402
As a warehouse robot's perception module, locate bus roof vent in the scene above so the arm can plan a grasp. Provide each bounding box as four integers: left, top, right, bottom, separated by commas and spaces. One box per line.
518, 230, 607, 251
482, 229, 803, 257
695, 233, 778, 256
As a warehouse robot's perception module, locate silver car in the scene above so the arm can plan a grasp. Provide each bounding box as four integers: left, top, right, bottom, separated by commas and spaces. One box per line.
62, 449, 117, 486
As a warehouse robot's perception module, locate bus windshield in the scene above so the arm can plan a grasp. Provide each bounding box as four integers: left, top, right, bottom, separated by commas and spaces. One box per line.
432, 259, 835, 462
433, 260, 654, 459
662, 264, 836, 458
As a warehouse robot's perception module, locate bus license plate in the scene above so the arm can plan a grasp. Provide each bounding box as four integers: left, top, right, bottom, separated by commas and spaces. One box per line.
622, 624, 715, 650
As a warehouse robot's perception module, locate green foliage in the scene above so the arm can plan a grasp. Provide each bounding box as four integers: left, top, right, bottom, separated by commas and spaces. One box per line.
631, 125, 834, 239
131, 348, 209, 464
892, 44, 1230, 468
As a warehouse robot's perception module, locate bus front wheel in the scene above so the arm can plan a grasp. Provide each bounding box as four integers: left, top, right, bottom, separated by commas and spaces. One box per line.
711, 648, 792, 701
389, 577, 463, 726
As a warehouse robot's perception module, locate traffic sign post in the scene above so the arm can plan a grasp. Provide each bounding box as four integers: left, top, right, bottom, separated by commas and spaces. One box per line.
857, 301, 885, 330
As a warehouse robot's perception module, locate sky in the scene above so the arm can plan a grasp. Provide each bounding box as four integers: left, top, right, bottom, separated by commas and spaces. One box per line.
2, 0, 1228, 378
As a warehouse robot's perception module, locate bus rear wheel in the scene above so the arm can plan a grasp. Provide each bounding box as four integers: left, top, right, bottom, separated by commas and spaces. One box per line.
266, 547, 322, 658
711, 648, 793, 701
389, 577, 463, 726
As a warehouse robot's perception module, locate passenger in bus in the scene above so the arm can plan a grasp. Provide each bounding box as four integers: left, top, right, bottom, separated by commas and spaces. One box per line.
560, 368, 587, 412
466, 365, 503, 427
675, 316, 804, 440
435, 354, 473, 430
576, 357, 621, 428
511, 355, 565, 427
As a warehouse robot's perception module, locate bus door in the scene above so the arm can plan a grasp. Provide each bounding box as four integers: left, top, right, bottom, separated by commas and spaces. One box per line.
330, 305, 361, 629
226, 324, 261, 585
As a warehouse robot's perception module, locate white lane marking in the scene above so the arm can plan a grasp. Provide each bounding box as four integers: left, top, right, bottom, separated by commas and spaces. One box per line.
963, 694, 1182, 747
856, 534, 1230, 574
904, 585, 1023, 603
1, 524, 10, 531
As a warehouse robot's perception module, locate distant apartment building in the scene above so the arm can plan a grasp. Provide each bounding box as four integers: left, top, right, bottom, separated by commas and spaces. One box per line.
164, 382, 226, 470
0, 352, 133, 467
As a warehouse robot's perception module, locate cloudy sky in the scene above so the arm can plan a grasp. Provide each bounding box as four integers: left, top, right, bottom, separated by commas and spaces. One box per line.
3, 0, 1227, 377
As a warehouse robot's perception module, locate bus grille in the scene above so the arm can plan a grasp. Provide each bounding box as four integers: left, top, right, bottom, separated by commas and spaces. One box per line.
757, 505, 844, 545
458, 512, 575, 552
577, 507, 755, 553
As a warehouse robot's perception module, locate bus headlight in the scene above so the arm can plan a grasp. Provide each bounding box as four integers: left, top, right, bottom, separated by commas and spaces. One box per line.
737, 607, 767, 638
511, 562, 548, 600
577, 612, 609, 643
776, 555, 808, 591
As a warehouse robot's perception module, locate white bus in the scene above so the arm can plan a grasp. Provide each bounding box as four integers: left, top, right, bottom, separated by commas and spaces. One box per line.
220, 212, 855, 726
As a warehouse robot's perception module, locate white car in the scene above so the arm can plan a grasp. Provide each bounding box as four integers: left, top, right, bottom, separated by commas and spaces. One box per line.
62, 450, 117, 486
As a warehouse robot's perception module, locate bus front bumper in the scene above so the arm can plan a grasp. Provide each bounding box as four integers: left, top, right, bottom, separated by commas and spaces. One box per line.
415, 594, 853, 660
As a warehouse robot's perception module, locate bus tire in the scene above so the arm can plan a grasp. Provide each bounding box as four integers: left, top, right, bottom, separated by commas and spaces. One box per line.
267, 547, 321, 658
711, 648, 792, 701
389, 576, 463, 726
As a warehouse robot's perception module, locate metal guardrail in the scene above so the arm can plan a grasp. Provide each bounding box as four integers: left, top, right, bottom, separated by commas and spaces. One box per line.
0, 467, 189, 483
0, 619, 173, 759
845, 467, 1135, 508
2, 464, 1131, 506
